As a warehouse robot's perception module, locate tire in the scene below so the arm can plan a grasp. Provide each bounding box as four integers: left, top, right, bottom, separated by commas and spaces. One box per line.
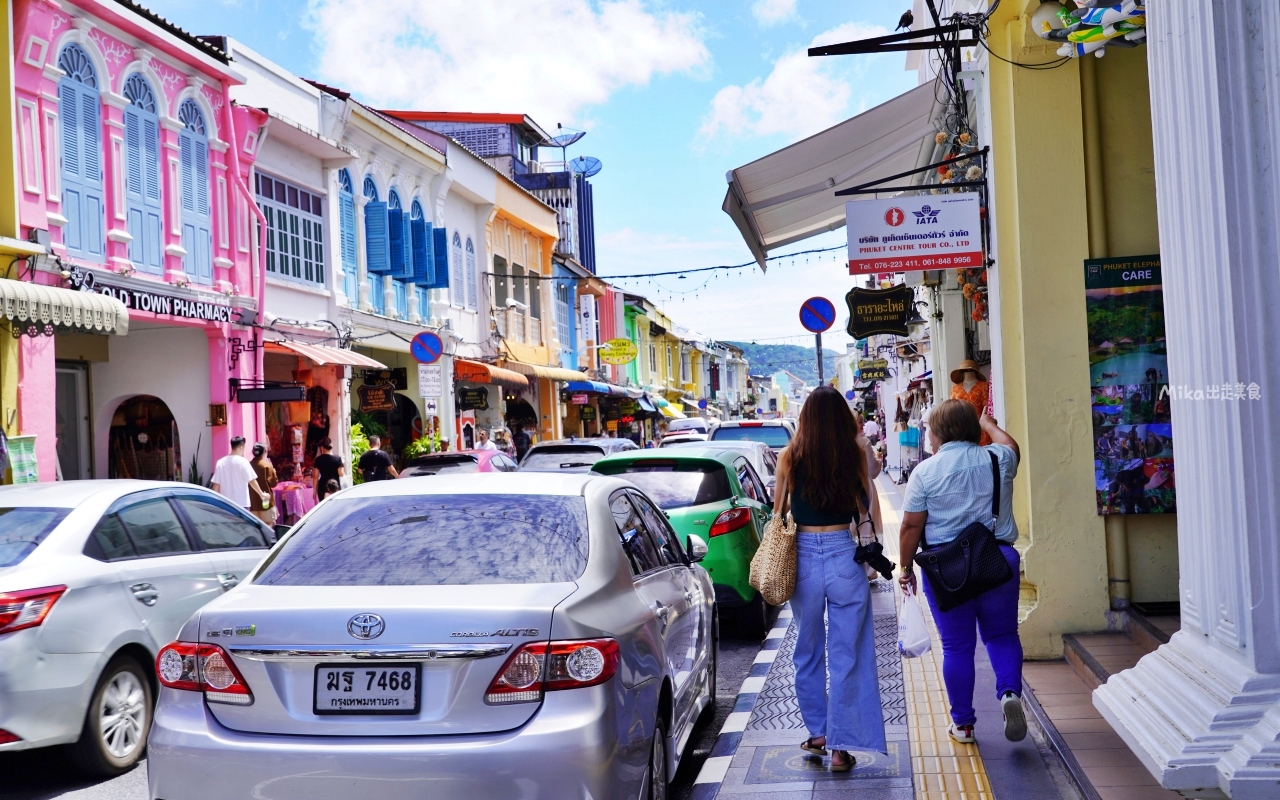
698, 607, 719, 725
67, 657, 152, 777
648, 715, 669, 800
735, 591, 768, 639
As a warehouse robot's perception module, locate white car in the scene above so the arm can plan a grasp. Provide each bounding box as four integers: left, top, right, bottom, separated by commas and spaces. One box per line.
658, 432, 708, 447
0, 481, 275, 774
708, 419, 793, 453
665, 417, 713, 436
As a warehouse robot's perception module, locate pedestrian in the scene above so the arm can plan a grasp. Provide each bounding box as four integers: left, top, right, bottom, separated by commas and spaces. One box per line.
211, 436, 264, 514
862, 415, 881, 444
897, 399, 1027, 745
323, 478, 341, 498
248, 443, 279, 526
475, 429, 498, 451
358, 435, 398, 482
312, 438, 345, 502
772, 385, 886, 772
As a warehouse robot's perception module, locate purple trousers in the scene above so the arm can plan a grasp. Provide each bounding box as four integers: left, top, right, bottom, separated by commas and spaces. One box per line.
920, 543, 1023, 727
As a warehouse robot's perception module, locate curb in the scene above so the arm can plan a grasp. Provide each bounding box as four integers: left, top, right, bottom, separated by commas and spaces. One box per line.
687, 605, 793, 800
1023, 683, 1104, 800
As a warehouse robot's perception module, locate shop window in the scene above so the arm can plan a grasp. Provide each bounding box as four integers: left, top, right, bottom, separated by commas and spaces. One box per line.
368, 273, 386, 316
178, 99, 212, 284
122, 74, 162, 274
409, 199, 431, 284
363, 175, 390, 275
256, 173, 325, 285
512, 263, 526, 305
57, 44, 105, 263
493, 255, 508, 307
465, 238, 478, 310
337, 168, 357, 302
529, 269, 541, 321
108, 395, 181, 481
393, 277, 408, 320
649, 344, 657, 373
416, 285, 429, 318
555, 282, 571, 347
667, 348, 673, 378
450, 231, 464, 307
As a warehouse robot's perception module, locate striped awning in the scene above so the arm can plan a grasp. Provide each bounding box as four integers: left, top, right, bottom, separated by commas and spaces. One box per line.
0, 279, 128, 336
455, 359, 529, 390
504, 360, 589, 382
267, 341, 386, 368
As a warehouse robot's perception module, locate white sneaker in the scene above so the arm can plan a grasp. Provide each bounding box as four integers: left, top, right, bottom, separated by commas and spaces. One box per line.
948, 722, 976, 744
1001, 692, 1027, 742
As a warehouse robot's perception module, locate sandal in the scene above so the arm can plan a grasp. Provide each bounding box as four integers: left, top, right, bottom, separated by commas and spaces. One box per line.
800, 737, 828, 755
830, 750, 856, 772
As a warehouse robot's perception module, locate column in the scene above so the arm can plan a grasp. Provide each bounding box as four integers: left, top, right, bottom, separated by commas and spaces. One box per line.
1093, 2, 1280, 797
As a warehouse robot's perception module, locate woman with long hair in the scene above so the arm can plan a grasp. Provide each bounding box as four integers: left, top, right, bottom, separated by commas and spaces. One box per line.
773, 385, 886, 771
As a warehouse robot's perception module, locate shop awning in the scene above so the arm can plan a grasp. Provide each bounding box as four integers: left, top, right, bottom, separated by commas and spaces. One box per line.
455, 359, 529, 390
0, 278, 128, 336
566, 380, 611, 394
722, 81, 941, 268
504, 361, 589, 382
267, 341, 386, 368
637, 396, 657, 413
659, 404, 687, 420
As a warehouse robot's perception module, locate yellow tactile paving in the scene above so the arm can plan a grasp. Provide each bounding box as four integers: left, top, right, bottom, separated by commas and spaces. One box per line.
877, 484, 996, 800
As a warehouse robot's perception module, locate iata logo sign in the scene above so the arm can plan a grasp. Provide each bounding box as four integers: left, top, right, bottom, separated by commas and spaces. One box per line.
884, 207, 905, 227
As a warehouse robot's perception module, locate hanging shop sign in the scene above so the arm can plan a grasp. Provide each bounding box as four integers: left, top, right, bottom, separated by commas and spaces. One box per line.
69, 267, 251, 323
858, 359, 890, 381
845, 285, 914, 338
357, 383, 396, 413
580, 406, 598, 422
418, 364, 442, 398
600, 338, 638, 365
361, 368, 407, 390
845, 194, 983, 275
571, 394, 589, 405
1085, 255, 1175, 516
457, 387, 490, 411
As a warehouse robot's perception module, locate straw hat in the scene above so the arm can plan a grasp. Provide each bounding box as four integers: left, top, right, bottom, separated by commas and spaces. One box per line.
949, 360, 987, 385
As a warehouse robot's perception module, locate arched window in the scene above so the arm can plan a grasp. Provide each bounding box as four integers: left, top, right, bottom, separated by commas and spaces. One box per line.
465, 238, 477, 310
362, 175, 388, 315
57, 44, 105, 262
386, 188, 409, 282
450, 231, 464, 307
409, 199, 429, 285
363, 174, 378, 202
337, 168, 357, 302
122, 74, 162, 273
177, 99, 211, 283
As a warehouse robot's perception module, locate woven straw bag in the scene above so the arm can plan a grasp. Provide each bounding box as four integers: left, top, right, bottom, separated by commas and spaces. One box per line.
749, 511, 798, 605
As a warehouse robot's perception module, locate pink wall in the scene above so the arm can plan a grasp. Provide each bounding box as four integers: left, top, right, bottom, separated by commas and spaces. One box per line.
11, 0, 267, 480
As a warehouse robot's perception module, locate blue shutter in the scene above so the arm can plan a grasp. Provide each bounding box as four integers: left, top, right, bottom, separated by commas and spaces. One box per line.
369, 274, 385, 315
59, 79, 105, 262
364, 201, 390, 273
424, 227, 450, 290
141, 116, 162, 273
60, 82, 81, 180
409, 216, 430, 284
387, 208, 404, 275
124, 107, 147, 270
80, 90, 105, 261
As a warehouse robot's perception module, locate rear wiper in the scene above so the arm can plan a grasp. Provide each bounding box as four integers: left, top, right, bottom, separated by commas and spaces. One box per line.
559, 462, 592, 468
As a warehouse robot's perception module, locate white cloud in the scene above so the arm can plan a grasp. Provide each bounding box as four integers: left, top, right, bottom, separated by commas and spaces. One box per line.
304, 0, 709, 124
697, 22, 887, 144
751, 0, 797, 26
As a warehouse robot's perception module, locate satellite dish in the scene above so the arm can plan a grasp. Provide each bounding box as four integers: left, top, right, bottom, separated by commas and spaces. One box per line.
570, 156, 603, 178
548, 123, 585, 149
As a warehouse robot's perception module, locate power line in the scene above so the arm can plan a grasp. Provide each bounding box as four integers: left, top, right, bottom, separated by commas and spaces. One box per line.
597, 244, 846, 280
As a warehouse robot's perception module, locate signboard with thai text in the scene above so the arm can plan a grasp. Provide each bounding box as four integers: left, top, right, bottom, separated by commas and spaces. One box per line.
845, 285, 913, 338
846, 194, 983, 275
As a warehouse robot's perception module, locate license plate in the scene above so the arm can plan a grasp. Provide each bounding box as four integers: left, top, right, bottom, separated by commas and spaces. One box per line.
314, 663, 421, 715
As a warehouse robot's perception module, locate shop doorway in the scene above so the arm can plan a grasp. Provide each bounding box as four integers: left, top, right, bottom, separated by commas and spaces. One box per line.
505, 398, 538, 460
55, 363, 91, 480
365, 394, 421, 463
108, 395, 182, 481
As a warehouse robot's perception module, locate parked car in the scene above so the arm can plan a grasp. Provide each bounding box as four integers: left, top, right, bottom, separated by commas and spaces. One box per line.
591, 446, 773, 635
518, 437, 639, 473
666, 439, 778, 501
709, 419, 793, 453
666, 417, 712, 436
148, 473, 716, 800
0, 481, 275, 775
398, 450, 519, 478
658, 432, 707, 447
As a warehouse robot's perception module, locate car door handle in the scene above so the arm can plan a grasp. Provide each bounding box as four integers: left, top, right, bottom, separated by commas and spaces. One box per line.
683, 590, 695, 604
130, 583, 159, 606
650, 602, 670, 621
217, 573, 240, 590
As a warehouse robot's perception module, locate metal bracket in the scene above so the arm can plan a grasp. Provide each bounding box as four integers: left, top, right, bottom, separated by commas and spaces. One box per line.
228, 336, 260, 372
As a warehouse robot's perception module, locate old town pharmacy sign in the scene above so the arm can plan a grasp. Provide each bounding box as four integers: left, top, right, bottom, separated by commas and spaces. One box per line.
68, 267, 249, 324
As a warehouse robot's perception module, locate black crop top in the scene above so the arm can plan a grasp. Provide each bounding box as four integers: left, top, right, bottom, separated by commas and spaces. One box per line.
789, 472, 864, 526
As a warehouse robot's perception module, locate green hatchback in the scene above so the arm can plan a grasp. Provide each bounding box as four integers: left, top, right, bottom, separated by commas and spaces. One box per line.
592, 445, 775, 635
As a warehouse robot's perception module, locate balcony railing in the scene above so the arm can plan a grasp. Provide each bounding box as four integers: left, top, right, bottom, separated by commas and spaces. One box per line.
530, 317, 541, 346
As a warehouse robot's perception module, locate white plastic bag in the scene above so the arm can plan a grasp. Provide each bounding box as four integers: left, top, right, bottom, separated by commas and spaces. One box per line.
898, 589, 932, 658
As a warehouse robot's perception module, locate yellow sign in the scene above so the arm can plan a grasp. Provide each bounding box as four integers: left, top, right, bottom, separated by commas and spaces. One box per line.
600, 338, 638, 365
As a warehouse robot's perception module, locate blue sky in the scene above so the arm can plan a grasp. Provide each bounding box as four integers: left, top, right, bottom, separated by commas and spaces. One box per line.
150, 0, 919, 347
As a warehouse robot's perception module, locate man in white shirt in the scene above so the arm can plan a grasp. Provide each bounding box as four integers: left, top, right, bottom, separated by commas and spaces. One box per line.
862, 417, 881, 444
475, 429, 498, 451
211, 436, 263, 511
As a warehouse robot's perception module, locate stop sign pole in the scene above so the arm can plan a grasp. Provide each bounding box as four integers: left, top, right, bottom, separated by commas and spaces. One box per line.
799, 297, 837, 384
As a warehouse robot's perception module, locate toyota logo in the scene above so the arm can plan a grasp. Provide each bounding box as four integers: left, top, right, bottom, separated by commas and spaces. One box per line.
347, 613, 385, 640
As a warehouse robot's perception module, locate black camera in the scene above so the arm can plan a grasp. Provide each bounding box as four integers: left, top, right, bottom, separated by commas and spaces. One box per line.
854, 540, 897, 581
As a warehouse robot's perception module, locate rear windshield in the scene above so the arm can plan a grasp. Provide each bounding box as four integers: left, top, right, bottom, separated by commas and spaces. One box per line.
401, 457, 479, 477
711, 426, 792, 448
522, 446, 606, 470
0, 508, 72, 567
598, 463, 732, 510
254, 495, 588, 586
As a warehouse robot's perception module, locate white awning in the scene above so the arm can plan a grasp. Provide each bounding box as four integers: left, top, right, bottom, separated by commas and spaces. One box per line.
0, 279, 128, 336
723, 81, 943, 268
266, 340, 386, 368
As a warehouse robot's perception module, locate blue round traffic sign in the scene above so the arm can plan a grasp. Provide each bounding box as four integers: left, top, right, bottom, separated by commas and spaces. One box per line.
411, 331, 444, 364
698, 398, 708, 410
845, 390, 856, 400
799, 296, 836, 333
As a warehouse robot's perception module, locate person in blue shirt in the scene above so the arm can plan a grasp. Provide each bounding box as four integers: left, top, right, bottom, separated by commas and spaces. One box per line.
898, 399, 1026, 746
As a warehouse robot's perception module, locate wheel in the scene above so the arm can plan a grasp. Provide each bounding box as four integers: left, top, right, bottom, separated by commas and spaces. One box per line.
698, 607, 719, 725
648, 715, 669, 800
735, 591, 768, 639
67, 657, 152, 776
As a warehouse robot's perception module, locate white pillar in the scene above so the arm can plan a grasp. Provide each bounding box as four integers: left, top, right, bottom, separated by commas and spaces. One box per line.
1092, 2, 1280, 798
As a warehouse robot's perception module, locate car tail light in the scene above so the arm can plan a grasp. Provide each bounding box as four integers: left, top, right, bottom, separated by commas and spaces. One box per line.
485, 638, 619, 705
737, 422, 763, 427
156, 642, 253, 705
709, 507, 752, 537
0, 586, 66, 635
0, 729, 21, 744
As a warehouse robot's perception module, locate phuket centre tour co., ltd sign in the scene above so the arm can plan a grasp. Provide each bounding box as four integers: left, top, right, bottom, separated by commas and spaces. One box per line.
845, 194, 983, 275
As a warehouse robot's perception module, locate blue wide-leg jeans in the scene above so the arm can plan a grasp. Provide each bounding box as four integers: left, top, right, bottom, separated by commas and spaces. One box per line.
791, 532, 887, 753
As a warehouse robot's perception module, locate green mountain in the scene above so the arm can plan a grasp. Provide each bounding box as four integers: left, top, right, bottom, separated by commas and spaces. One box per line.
726, 342, 837, 386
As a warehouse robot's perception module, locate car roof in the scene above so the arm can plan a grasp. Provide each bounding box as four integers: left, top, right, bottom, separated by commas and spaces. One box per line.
593, 446, 742, 468
716, 419, 789, 427
670, 439, 762, 450
0, 480, 209, 508
341, 471, 600, 498
407, 452, 481, 462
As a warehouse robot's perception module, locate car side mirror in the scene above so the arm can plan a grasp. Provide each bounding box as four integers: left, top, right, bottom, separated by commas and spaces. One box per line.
272, 524, 293, 542
686, 534, 709, 563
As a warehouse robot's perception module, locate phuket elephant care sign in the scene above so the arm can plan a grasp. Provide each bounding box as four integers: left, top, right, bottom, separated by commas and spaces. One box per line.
846, 194, 983, 275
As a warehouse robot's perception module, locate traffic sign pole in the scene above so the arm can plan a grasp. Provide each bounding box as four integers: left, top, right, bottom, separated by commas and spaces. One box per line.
816, 333, 824, 384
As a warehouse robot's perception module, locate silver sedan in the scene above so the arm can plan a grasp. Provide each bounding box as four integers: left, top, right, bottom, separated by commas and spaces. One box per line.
148, 472, 718, 800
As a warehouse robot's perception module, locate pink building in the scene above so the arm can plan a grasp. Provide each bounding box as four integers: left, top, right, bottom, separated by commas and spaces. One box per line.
11, 0, 267, 482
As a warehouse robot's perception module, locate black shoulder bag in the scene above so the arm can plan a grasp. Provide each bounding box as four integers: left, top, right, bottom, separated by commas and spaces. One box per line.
916, 452, 1013, 612
853, 483, 897, 580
